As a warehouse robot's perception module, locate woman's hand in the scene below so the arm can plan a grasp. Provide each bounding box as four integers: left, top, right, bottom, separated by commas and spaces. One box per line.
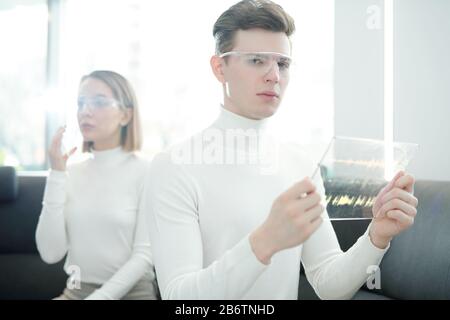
48, 126, 77, 171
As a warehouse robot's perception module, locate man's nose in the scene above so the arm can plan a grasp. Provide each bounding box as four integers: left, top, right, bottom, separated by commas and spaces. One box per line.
264, 61, 280, 83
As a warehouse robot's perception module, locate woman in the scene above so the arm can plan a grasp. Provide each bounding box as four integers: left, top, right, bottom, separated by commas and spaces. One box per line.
36, 70, 158, 300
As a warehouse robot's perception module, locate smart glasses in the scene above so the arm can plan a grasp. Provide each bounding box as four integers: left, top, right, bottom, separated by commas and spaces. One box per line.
77, 95, 120, 112
219, 51, 292, 76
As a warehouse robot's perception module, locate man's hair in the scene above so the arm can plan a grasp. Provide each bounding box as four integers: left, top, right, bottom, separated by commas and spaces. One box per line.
79, 70, 142, 152
213, 0, 295, 55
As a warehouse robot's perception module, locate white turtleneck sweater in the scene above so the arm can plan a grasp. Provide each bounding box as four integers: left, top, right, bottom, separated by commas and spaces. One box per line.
145, 106, 389, 300
36, 147, 157, 300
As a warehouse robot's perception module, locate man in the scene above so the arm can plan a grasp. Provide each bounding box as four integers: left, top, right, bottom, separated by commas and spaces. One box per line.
145, 0, 418, 299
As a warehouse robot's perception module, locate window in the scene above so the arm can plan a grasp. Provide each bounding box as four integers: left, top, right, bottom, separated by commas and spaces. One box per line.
0, 0, 48, 170
58, 0, 335, 164
1, 0, 335, 170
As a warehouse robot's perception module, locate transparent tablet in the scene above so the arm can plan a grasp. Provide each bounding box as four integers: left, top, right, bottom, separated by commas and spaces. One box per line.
311, 136, 419, 220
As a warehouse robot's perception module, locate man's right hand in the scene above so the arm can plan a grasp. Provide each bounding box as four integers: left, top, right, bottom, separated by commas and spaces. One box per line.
250, 177, 324, 265
48, 126, 77, 172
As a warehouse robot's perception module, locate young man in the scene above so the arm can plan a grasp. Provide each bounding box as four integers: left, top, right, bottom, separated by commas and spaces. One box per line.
145, 0, 418, 299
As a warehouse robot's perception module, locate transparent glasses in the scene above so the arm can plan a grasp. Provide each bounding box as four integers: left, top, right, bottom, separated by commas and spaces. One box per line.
219, 51, 292, 77
77, 95, 120, 113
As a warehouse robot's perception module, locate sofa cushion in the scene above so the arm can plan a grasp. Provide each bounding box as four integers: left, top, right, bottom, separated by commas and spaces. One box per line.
0, 166, 18, 202
298, 180, 450, 300
0, 254, 66, 300
0, 175, 46, 253
378, 180, 450, 299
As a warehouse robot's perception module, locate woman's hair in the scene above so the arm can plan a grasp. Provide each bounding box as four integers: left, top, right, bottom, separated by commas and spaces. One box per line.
80, 70, 142, 152
213, 0, 295, 55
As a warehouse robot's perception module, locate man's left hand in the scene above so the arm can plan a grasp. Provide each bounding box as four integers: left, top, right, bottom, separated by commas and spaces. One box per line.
369, 171, 418, 249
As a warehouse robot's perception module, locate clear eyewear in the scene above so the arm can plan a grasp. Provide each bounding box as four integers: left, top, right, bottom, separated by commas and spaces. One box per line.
219, 51, 293, 75
77, 96, 120, 112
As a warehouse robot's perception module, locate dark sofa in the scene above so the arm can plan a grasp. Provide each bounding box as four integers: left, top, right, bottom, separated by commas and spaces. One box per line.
299, 179, 450, 300
1, 166, 449, 299
0, 167, 66, 300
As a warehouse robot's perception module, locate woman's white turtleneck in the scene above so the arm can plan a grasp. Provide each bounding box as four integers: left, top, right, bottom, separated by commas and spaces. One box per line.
145, 106, 389, 300
36, 147, 157, 299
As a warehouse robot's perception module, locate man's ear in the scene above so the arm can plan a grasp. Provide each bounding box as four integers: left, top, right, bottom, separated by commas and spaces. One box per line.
210, 55, 226, 84
120, 108, 133, 126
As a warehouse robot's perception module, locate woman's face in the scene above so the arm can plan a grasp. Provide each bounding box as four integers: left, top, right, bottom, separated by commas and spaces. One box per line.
77, 77, 131, 151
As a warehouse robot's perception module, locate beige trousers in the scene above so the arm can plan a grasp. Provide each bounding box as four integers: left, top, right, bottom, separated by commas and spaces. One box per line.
54, 279, 159, 300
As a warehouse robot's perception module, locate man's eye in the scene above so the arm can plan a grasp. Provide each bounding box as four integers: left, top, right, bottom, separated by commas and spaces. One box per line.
250, 57, 264, 65
278, 61, 291, 70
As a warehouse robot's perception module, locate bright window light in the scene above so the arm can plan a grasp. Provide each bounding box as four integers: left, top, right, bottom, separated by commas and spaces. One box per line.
55, 0, 334, 160
384, 0, 394, 180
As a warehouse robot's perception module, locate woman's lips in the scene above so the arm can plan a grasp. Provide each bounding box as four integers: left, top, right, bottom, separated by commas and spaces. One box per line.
80, 124, 95, 130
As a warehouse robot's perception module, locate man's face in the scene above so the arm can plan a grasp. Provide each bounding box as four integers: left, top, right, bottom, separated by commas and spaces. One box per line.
220, 28, 291, 120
